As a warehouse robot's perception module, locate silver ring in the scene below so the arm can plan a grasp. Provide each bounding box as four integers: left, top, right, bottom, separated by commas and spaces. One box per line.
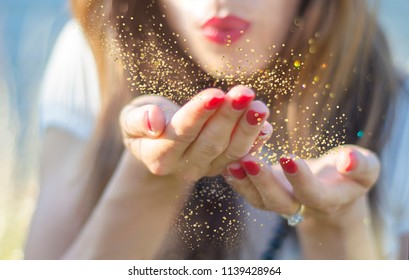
282, 204, 305, 227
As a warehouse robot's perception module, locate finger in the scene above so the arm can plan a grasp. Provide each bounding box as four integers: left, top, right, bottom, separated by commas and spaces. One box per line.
249, 121, 273, 154
120, 104, 166, 138
279, 157, 324, 208
166, 88, 225, 143
129, 94, 180, 121
211, 101, 270, 169
336, 146, 380, 188
279, 156, 367, 211
239, 155, 300, 215
184, 86, 255, 169
132, 89, 225, 177
144, 88, 226, 171
224, 163, 266, 210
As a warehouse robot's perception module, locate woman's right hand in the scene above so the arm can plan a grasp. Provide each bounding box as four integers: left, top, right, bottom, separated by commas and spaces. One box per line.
120, 85, 272, 184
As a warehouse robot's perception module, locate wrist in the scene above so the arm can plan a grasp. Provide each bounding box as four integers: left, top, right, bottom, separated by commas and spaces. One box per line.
64, 151, 190, 259
120, 150, 189, 195
124, 149, 203, 186
296, 196, 379, 259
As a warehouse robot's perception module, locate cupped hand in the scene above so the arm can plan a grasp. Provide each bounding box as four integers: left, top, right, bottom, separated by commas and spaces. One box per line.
225, 145, 380, 227
120, 86, 273, 183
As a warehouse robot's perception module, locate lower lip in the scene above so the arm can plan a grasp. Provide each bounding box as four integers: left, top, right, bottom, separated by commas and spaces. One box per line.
202, 17, 250, 45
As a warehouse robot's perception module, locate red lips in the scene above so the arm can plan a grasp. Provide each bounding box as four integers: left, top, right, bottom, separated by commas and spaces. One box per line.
202, 15, 250, 45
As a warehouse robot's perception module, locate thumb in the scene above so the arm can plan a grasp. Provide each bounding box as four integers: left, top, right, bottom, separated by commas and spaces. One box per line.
120, 104, 166, 138
336, 146, 380, 188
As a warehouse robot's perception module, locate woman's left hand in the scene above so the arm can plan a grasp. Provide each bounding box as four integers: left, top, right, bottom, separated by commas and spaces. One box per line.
224, 145, 380, 228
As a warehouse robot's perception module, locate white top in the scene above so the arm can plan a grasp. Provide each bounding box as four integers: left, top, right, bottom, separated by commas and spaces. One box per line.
39, 20, 409, 259
40, 20, 100, 140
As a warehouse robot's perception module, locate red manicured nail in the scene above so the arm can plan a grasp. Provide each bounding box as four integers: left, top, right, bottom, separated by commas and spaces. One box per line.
242, 161, 260, 176
247, 110, 266, 125
258, 127, 270, 137
228, 166, 247, 180
232, 94, 254, 110
345, 151, 358, 172
144, 110, 153, 132
279, 157, 298, 174
259, 131, 268, 137
258, 123, 272, 138
205, 96, 224, 110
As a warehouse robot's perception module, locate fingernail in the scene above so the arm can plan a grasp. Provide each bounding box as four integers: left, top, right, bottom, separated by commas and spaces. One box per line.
345, 151, 358, 172
144, 110, 153, 132
258, 125, 271, 138
232, 94, 254, 110
228, 166, 247, 180
257, 122, 272, 139
247, 110, 267, 125
205, 95, 224, 110
241, 160, 260, 176
279, 157, 298, 174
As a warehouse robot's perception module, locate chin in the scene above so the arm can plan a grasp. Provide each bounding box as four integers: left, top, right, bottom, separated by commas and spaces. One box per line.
200, 62, 262, 81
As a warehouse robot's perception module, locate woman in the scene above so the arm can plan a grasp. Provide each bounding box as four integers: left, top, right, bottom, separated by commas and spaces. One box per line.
25, 0, 409, 259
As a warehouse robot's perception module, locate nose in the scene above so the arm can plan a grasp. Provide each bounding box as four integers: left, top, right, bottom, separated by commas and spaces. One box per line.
214, 0, 222, 10
214, 0, 231, 16
216, 0, 230, 8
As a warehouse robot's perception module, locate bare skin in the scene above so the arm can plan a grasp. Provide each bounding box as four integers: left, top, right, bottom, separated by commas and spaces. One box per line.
25, 85, 409, 259
119, 88, 383, 259
225, 147, 380, 259
25, 86, 271, 259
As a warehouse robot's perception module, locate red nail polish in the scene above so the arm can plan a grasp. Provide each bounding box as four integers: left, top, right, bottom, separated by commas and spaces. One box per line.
247, 110, 266, 125
345, 151, 358, 172
242, 161, 260, 176
279, 157, 298, 174
259, 131, 268, 137
228, 166, 247, 180
205, 96, 224, 110
232, 94, 254, 110
144, 111, 153, 132
258, 126, 270, 137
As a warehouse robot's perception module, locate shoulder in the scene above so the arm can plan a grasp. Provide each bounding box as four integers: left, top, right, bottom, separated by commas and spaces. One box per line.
39, 19, 100, 140
43, 20, 96, 80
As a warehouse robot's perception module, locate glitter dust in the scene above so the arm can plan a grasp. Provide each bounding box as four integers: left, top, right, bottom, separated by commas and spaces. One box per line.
87, 2, 353, 250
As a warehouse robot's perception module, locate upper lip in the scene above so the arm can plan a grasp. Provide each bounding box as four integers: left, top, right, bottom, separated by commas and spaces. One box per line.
202, 15, 250, 32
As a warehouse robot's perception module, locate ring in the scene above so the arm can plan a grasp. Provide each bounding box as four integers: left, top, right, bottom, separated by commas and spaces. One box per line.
282, 204, 305, 227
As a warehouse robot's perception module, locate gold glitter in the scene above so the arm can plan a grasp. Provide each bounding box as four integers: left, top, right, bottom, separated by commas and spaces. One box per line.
91, 4, 350, 249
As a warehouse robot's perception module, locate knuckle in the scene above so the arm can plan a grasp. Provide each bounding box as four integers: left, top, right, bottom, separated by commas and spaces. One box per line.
119, 105, 133, 127
238, 119, 256, 134
172, 128, 197, 143
120, 106, 140, 136
197, 140, 226, 158
225, 149, 249, 161
220, 107, 240, 122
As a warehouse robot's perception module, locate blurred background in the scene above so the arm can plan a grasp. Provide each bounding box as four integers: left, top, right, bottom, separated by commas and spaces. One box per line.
0, 0, 408, 259
0, 0, 69, 259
